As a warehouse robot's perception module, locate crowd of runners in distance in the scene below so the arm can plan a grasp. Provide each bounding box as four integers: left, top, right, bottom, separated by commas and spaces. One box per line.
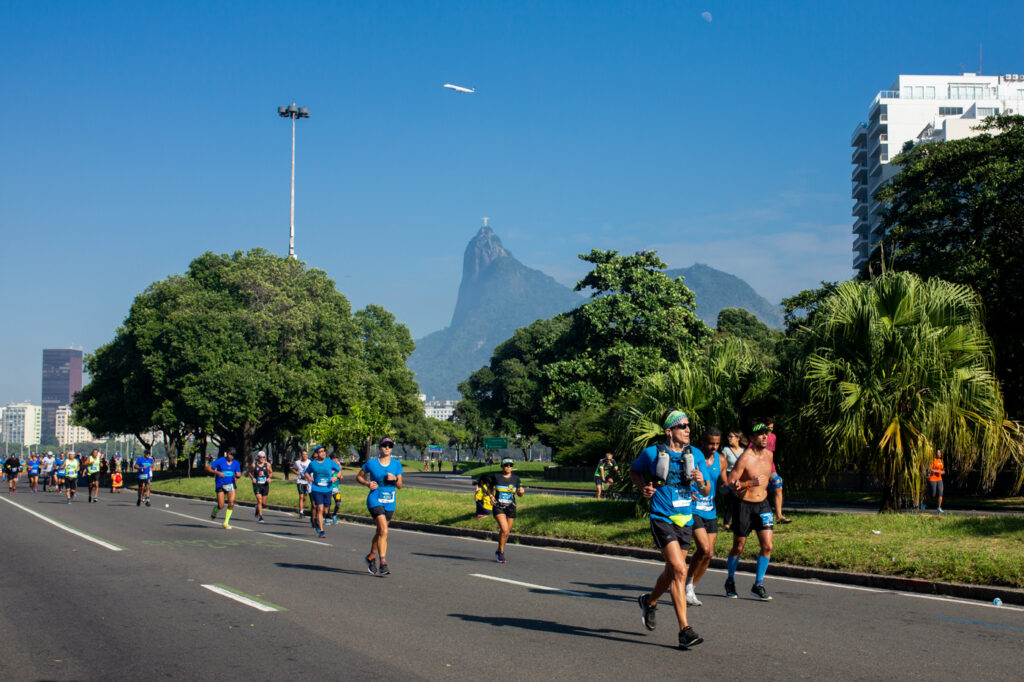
2, 448, 159, 503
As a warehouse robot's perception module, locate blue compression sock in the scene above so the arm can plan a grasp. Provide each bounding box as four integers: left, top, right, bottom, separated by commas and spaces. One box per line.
755, 555, 770, 585
727, 555, 739, 580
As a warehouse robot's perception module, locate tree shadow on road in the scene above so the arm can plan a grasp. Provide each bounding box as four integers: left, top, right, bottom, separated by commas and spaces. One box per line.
275, 562, 368, 577
448, 614, 669, 648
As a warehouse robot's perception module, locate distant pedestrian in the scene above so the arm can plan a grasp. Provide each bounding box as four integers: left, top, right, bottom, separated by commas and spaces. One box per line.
926, 449, 945, 513
594, 452, 616, 499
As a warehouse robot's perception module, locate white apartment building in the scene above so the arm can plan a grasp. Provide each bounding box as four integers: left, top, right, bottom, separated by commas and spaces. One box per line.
424, 399, 457, 421
851, 73, 1024, 270
2, 402, 42, 446
55, 405, 94, 448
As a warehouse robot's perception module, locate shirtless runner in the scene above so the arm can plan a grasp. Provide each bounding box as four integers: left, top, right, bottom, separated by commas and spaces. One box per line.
724, 422, 775, 601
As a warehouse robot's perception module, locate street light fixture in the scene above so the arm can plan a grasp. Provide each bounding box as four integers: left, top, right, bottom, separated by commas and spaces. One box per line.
278, 103, 310, 259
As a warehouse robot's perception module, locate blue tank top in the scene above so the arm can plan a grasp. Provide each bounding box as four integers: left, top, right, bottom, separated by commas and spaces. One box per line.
691, 452, 721, 519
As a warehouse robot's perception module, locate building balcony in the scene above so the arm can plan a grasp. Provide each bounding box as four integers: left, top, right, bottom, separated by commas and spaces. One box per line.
851, 145, 867, 164
851, 122, 867, 145
852, 200, 867, 218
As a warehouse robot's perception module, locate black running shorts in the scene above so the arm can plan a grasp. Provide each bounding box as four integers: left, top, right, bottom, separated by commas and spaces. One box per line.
649, 518, 693, 550
732, 498, 773, 537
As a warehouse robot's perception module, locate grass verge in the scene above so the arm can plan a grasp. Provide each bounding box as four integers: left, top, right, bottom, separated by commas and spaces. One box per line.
150, 475, 1024, 588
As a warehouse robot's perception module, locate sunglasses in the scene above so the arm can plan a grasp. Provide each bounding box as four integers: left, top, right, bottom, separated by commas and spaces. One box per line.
380, 443, 394, 448
673, 423, 691, 430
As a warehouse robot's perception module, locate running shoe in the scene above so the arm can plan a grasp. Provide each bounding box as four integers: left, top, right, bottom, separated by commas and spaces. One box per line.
210, 508, 218, 519
254, 508, 259, 518
638, 594, 657, 631
145, 498, 150, 507
750, 583, 772, 601
937, 507, 944, 513
724, 579, 738, 598
258, 516, 265, 524
332, 514, 338, 524
223, 522, 232, 530
495, 551, 506, 564
678, 626, 704, 650
377, 561, 390, 576
365, 554, 378, 575
685, 584, 703, 606
137, 498, 142, 507
317, 530, 326, 539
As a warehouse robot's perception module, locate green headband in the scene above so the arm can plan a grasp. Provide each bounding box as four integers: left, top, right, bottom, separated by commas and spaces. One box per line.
751, 423, 768, 434
663, 411, 688, 430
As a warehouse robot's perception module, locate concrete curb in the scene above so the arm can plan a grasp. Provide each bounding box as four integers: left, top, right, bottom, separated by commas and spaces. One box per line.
145, 488, 1024, 607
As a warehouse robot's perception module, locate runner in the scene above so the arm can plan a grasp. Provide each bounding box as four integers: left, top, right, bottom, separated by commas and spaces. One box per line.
765, 418, 792, 523
720, 430, 745, 530
135, 449, 154, 507
474, 476, 493, 518
62, 452, 80, 503
356, 437, 403, 576
41, 451, 55, 492
4, 454, 22, 493
292, 450, 311, 518
685, 428, 724, 607
328, 452, 344, 524
207, 447, 242, 529
54, 452, 66, 493
487, 458, 525, 564
249, 450, 273, 523
27, 453, 41, 493
304, 445, 341, 539
725, 422, 775, 601
85, 449, 102, 502
594, 452, 616, 499
630, 409, 705, 650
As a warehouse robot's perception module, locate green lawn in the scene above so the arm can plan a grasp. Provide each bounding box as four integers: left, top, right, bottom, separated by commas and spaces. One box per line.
149, 474, 1024, 588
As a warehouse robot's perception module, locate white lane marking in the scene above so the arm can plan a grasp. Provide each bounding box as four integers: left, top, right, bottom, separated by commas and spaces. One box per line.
201, 584, 281, 612
0, 495, 124, 551
470, 573, 588, 596
160, 509, 331, 546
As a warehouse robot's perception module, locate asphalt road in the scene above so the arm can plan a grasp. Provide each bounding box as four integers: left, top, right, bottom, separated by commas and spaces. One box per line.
1, 488, 1022, 681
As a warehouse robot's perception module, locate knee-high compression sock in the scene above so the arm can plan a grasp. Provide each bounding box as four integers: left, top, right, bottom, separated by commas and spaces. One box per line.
727, 555, 739, 581
225, 509, 233, 524
755, 555, 770, 585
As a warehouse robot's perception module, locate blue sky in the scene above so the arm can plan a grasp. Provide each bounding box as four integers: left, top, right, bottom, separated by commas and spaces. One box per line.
1, 0, 1021, 404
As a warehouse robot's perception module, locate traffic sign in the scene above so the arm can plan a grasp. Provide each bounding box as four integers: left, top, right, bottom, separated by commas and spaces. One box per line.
483, 437, 508, 450
428, 445, 443, 453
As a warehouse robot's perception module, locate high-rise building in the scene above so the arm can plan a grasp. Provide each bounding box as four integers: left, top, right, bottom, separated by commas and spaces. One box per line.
55, 405, 95, 449
851, 73, 1024, 270
41, 348, 83, 443
2, 402, 42, 446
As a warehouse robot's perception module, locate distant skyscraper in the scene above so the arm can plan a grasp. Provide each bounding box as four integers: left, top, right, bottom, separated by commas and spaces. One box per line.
41, 348, 83, 443
851, 73, 1024, 270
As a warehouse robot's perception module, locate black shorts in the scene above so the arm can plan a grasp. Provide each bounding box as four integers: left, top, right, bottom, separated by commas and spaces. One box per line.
928, 480, 944, 498
88, 472, 100, 484
692, 514, 718, 534
492, 503, 516, 519
649, 518, 693, 550
66, 478, 78, 491
732, 498, 774, 537
368, 506, 394, 521
252, 483, 269, 497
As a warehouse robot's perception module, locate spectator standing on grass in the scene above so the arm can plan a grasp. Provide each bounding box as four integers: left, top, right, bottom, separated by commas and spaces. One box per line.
765, 418, 792, 524
594, 452, 616, 499
926, 449, 945, 513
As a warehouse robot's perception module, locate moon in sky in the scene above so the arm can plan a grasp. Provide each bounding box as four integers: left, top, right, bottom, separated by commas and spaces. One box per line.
701, 11, 713, 23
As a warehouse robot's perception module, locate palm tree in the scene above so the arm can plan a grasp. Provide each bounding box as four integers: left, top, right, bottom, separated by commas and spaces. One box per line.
800, 271, 1023, 512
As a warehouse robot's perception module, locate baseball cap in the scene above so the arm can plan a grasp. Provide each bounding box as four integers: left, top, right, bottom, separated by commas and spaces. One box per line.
313, 444, 326, 453
501, 458, 514, 466
257, 450, 267, 458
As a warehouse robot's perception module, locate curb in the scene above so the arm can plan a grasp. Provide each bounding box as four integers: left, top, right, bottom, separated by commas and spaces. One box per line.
144, 488, 1024, 607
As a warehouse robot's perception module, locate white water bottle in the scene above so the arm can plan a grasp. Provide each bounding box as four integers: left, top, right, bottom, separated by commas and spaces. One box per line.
683, 451, 695, 481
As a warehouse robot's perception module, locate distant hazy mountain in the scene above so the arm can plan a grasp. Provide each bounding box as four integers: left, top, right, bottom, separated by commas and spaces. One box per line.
408, 227, 584, 400
665, 264, 784, 329
409, 232, 783, 400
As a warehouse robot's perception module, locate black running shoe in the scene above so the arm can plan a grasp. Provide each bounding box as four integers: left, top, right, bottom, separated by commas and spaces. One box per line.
365, 554, 378, 575
750, 583, 772, 601
725, 579, 738, 598
137, 498, 142, 507
638, 594, 657, 631
678, 626, 704, 649
258, 516, 265, 524
377, 562, 390, 576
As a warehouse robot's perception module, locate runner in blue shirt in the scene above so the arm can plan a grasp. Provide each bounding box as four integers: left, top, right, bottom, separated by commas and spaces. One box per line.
55, 454, 66, 492
356, 437, 403, 575
27, 454, 41, 493
629, 409, 706, 650
206, 447, 242, 529
135, 451, 155, 507
685, 427, 726, 607
304, 445, 341, 539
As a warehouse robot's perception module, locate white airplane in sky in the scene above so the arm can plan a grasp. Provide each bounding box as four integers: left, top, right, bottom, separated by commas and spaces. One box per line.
443, 83, 475, 93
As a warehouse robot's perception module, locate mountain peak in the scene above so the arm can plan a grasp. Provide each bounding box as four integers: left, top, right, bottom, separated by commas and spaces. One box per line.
463, 226, 510, 282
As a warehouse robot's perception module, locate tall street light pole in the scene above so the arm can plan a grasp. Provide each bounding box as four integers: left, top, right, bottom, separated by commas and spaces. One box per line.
278, 103, 310, 259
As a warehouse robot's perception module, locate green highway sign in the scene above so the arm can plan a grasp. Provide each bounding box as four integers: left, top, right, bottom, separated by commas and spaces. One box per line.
483, 437, 509, 450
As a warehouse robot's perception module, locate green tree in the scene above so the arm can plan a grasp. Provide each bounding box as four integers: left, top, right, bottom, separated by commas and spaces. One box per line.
799, 271, 1023, 512
354, 304, 422, 422
875, 115, 1024, 416
716, 307, 779, 354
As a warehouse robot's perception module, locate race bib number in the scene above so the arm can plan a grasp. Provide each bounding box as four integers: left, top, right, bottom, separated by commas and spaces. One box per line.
759, 511, 774, 527
221, 483, 234, 492
498, 491, 514, 503
672, 497, 690, 508
695, 498, 714, 512
317, 477, 329, 487
257, 476, 267, 484
378, 490, 395, 504
138, 473, 149, 480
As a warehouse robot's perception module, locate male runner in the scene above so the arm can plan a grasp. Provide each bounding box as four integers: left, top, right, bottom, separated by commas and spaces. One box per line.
685, 427, 724, 606
594, 452, 616, 499
62, 453, 80, 503
4, 454, 21, 493
41, 451, 55, 492
249, 450, 273, 523
135, 449, 154, 506
357, 437, 403, 575
487, 458, 525, 564
328, 452, 344, 524
55, 452, 66, 493
85, 449, 102, 502
725, 422, 775, 601
304, 445, 341, 539
630, 409, 705, 650
207, 447, 242, 529
292, 450, 311, 518
27, 453, 41, 493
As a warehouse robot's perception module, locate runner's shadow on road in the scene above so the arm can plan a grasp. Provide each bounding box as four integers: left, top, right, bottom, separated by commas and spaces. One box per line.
570, 581, 650, 592
448, 614, 667, 648
275, 562, 368, 577
166, 523, 209, 529
411, 552, 481, 562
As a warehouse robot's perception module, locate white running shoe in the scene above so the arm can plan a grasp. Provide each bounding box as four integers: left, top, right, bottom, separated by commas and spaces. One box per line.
685, 584, 703, 606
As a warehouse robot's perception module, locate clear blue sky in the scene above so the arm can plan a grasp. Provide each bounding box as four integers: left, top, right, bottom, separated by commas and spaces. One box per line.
1, 0, 1020, 404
